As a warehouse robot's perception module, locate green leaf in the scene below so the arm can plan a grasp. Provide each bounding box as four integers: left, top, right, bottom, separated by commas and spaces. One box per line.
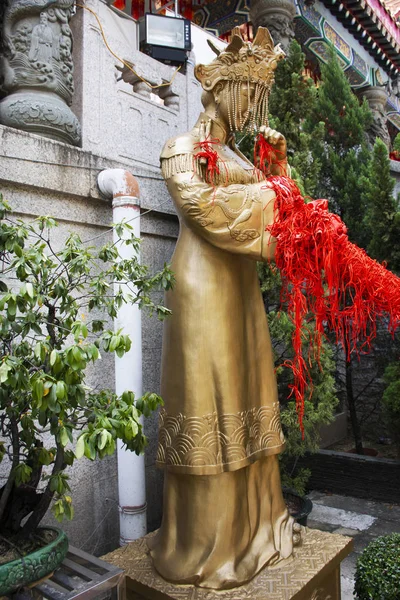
52, 499, 64, 521
56, 380, 66, 400
92, 320, 104, 333
129, 418, 138, 437
84, 437, 96, 461
72, 346, 82, 362
48, 384, 58, 410
64, 450, 75, 466
7, 297, 16, 317
14, 463, 32, 487
0, 362, 11, 384
98, 429, 108, 451
75, 435, 86, 459
59, 427, 69, 447
34, 379, 44, 403
109, 336, 119, 352
38, 448, 53, 466
50, 350, 58, 367
0, 442, 5, 463
14, 243, 22, 257
25, 282, 34, 298
124, 336, 132, 352
64, 497, 74, 520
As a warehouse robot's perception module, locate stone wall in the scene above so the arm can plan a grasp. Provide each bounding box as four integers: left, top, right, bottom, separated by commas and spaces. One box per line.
0, 0, 202, 555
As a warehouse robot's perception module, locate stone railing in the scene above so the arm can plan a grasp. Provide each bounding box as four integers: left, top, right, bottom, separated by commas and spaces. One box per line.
69, 0, 202, 174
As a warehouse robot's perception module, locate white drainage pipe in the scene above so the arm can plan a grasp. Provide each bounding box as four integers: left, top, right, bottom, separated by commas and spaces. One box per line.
97, 169, 147, 544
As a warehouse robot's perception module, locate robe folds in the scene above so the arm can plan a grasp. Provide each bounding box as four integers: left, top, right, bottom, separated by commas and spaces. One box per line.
149, 114, 296, 589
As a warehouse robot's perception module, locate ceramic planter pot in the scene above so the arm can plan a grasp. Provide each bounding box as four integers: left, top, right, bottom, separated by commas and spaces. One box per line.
0, 527, 68, 596
283, 487, 313, 526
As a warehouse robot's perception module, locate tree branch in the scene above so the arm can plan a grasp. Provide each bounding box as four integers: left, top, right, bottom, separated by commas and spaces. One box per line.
0, 416, 20, 527
21, 444, 65, 536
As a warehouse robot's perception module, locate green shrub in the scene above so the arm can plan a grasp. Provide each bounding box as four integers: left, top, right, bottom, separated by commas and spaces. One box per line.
354, 533, 400, 600
0, 195, 173, 538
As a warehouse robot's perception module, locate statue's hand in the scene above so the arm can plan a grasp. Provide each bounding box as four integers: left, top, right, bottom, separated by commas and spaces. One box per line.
259, 126, 287, 158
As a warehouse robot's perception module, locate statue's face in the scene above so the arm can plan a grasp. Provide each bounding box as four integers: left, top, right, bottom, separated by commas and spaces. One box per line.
40, 12, 48, 24
215, 81, 256, 130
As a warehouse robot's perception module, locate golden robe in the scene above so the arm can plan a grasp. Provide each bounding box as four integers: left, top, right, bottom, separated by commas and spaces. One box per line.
149, 115, 295, 589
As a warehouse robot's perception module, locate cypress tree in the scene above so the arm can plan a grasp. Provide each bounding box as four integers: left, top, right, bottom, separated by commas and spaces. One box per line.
306, 47, 373, 249
362, 138, 400, 273
269, 40, 323, 196
363, 141, 400, 444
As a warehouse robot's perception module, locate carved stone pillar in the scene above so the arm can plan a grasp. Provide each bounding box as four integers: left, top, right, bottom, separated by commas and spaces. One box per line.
357, 86, 391, 149
250, 0, 296, 51
0, 0, 81, 145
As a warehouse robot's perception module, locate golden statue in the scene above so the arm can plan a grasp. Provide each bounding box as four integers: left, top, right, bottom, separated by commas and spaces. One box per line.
149, 27, 301, 590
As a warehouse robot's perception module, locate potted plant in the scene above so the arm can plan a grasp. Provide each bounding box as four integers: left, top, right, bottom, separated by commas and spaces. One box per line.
0, 196, 173, 594
354, 533, 400, 599
281, 487, 313, 527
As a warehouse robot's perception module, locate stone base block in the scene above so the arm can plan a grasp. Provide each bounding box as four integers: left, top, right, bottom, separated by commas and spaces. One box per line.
103, 528, 353, 600
0, 91, 81, 146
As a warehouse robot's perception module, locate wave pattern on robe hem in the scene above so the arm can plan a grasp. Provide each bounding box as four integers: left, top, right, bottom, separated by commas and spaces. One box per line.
156, 403, 286, 475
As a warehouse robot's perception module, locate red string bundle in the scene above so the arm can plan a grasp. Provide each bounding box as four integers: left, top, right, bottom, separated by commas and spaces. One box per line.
254, 134, 287, 176
193, 137, 226, 186
265, 176, 400, 436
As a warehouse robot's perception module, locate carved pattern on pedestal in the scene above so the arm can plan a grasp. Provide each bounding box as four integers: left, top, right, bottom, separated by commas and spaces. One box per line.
1, 0, 80, 145
4, 97, 81, 143
103, 528, 352, 600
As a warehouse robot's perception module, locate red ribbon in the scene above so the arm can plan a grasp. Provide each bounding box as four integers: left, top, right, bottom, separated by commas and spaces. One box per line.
267, 176, 400, 437
193, 137, 228, 187
254, 134, 287, 176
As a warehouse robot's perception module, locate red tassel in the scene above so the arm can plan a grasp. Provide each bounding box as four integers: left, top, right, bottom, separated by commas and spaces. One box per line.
193, 137, 227, 186
265, 176, 400, 437
254, 134, 287, 176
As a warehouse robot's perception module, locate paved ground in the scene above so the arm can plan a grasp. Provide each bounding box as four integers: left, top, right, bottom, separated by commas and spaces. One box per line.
307, 490, 400, 599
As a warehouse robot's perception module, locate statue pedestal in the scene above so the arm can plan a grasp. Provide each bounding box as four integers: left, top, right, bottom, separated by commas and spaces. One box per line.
103, 528, 353, 600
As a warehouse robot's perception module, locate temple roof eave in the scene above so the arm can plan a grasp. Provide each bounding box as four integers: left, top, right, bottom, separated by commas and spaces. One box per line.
321, 0, 400, 73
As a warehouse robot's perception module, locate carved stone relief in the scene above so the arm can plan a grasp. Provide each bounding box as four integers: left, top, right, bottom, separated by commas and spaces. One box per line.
250, 0, 297, 51
357, 86, 391, 149
0, 0, 80, 145
387, 74, 400, 100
